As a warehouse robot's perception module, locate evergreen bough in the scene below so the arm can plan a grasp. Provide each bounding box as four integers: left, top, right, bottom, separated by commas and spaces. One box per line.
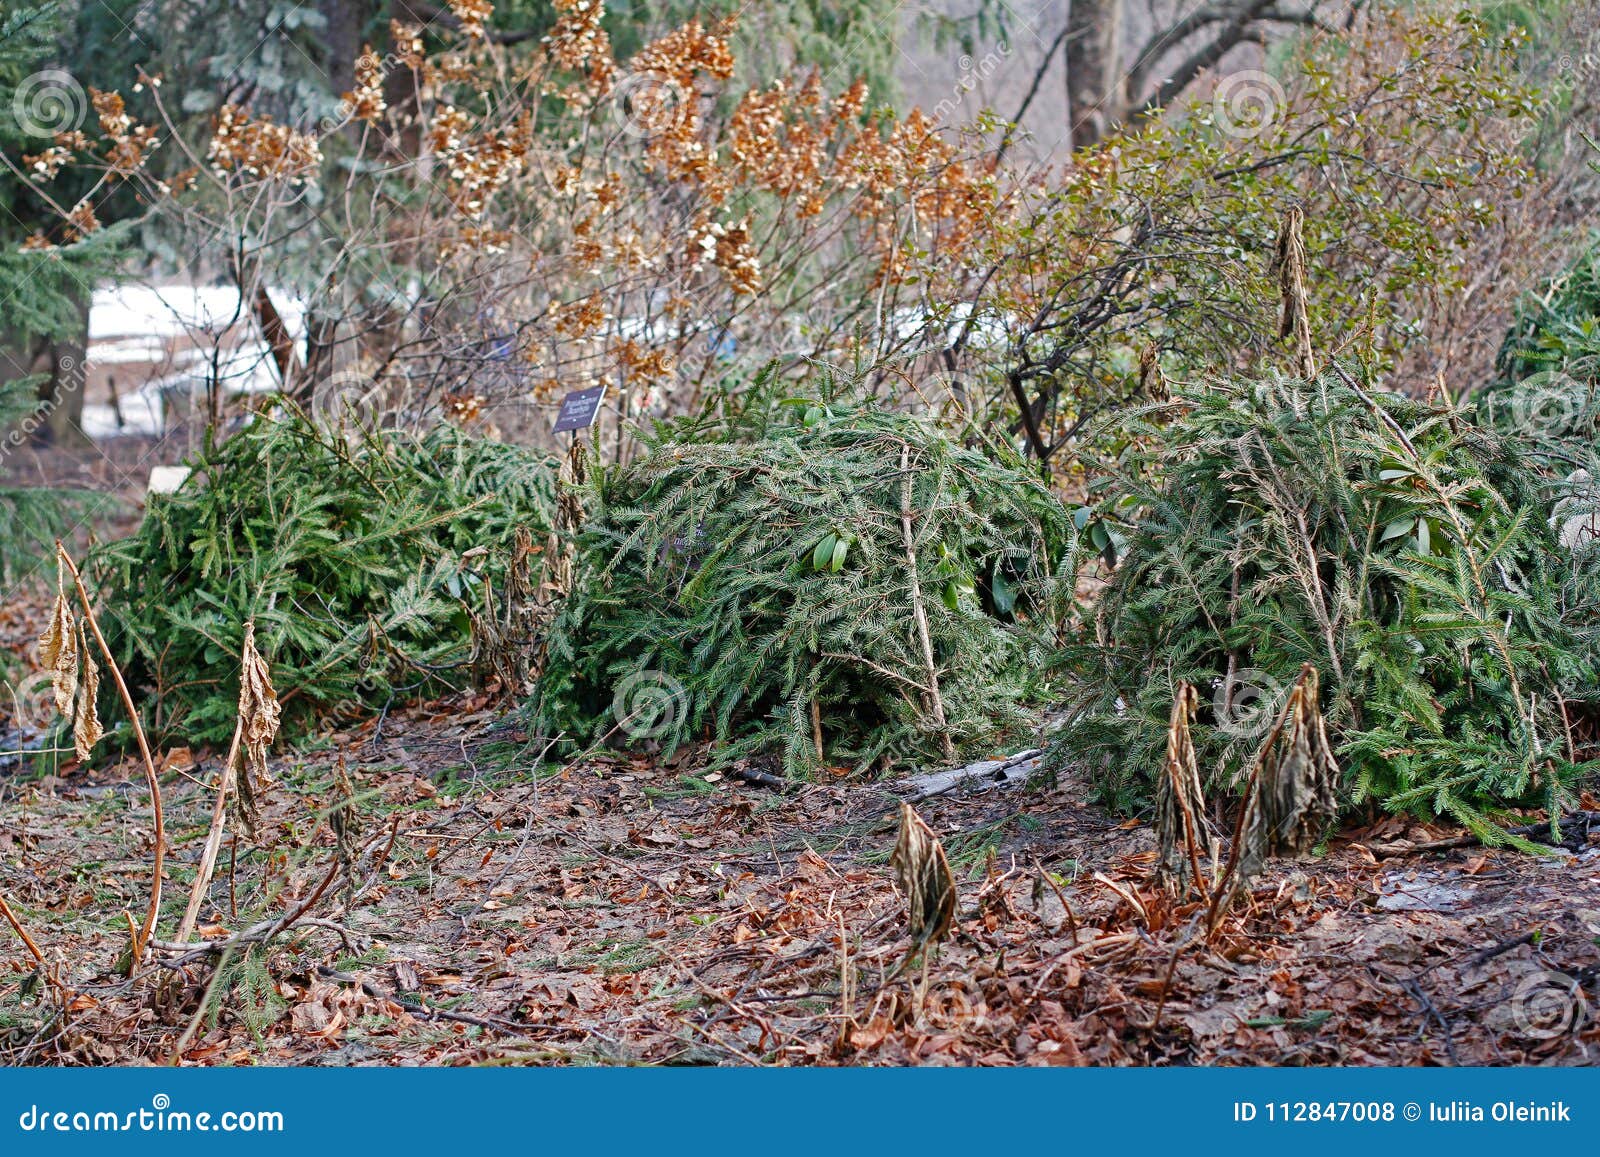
533, 397, 1073, 776
1478, 244, 1600, 707
1049, 367, 1598, 841
0, 5, 124, 609
91, 407, 554, 747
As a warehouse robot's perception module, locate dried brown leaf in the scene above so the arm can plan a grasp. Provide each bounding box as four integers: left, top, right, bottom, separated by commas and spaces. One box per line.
890, 802, 955, 948
72, 628, 103, 761
37, 575, 77, 717
231, 620, 281, 839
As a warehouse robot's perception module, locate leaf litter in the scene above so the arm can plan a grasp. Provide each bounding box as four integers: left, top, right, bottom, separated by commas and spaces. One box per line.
1, 690, 1597, 1067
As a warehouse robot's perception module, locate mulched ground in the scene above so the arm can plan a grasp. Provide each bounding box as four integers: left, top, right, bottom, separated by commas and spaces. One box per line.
2, 695, 1596, 1067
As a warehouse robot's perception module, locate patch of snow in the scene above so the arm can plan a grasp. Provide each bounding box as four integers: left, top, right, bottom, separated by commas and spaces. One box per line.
90, 284, 305, 341
146, 466, 191, 494
81, 389, 164, 439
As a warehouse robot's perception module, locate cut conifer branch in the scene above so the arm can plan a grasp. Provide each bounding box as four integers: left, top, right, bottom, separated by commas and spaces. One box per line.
54, 542, 165, 972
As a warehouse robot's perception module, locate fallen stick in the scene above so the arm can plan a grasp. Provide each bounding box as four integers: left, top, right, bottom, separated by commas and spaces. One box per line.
900, 748, 1041, 804
732, 765, 786, 789
1368, 811, 1600, 858
153, 857, 342, 968
314, 965, 562, 1036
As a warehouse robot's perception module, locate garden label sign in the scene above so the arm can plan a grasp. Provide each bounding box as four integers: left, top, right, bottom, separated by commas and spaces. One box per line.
553, 385, 606, 433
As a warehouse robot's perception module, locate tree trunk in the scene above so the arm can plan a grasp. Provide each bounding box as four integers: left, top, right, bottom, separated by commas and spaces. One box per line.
319, 0, 370, 100
0, 285, 90, 448
42, 287, 90, 446
1065, 0, 1124, 150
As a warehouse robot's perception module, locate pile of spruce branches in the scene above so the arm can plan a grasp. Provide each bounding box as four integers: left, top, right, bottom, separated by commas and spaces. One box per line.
532, 395, 1073, 776
91, 406, 554, 747
1049, 366, 1599, 841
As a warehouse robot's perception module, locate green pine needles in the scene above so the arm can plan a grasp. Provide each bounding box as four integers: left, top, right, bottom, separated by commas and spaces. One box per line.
0, 377, 90, 597
533, 395, 1073, 777
91, 406, 554, 747
1049, 366, 1598, 842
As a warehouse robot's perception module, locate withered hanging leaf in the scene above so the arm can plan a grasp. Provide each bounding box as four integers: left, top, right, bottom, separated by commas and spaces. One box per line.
1235, 663, 1340, 882
1257, 663, 1340, 855
238, 620, 281, 774
37, 565, 78, 717
526, 441, 589, 685
1274, 205, 1317, 379
1154, 680, 1212, 894
330, 755, 363, 904
889, 802, 956, 948
232, 620, 282, 839
72, 627, 103, 762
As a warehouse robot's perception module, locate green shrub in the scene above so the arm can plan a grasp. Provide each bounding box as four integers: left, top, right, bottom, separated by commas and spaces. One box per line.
1, 378, 93, 598
1048, 367, 1597, 840
91, 406, 554, 747
531, 394, 1073, 776
1492, 240, 1600, 388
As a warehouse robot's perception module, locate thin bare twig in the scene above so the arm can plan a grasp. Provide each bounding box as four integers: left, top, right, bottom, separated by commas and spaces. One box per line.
56, 543, 165, 972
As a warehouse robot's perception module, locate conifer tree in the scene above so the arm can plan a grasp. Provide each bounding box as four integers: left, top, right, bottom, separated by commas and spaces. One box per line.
0, 3, 120, 596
